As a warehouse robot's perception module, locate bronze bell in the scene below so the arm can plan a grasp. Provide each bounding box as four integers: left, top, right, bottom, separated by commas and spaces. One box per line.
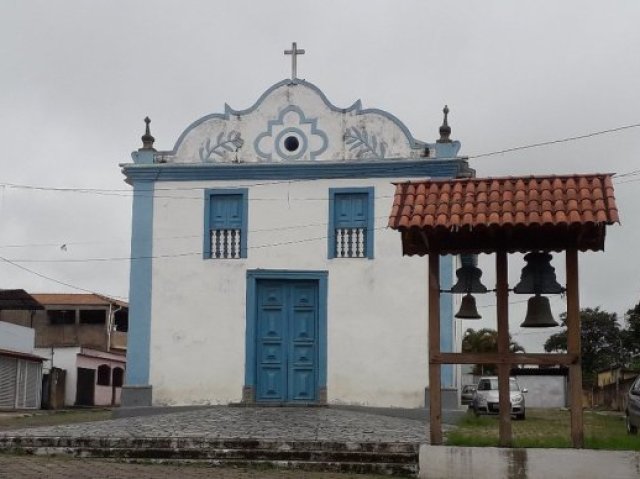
514, 252, 563, 294
451, 265, 489, 294
520, 294, 559, 328
455, 293, 481, 319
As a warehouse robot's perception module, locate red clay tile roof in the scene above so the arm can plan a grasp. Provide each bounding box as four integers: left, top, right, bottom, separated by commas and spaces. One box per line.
31, 293, 127, 308
388, 174, 619, 255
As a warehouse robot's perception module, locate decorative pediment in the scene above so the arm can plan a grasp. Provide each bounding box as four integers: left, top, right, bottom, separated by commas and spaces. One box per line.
154, 79, 434, 164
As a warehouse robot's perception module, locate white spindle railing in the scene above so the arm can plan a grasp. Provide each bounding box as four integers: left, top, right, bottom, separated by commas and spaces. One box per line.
210, 229, 242, 259
335, 227, 366, 258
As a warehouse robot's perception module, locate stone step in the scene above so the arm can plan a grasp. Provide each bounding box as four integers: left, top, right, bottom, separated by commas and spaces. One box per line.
14, 445, 418, 464
159, 459, 418, 476
0, 437, 419, 476
0, 436, 418, 453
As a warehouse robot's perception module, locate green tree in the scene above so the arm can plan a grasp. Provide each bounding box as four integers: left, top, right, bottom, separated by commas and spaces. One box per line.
622, 301, 640, 367
462, 328, 525, 376
544, 307, 622, 386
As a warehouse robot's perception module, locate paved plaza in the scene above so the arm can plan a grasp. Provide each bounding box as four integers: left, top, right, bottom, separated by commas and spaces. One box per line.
0, 407, 428, 478
0, 407, 428, 442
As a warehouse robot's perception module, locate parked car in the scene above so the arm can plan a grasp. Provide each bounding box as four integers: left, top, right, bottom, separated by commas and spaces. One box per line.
471, 376, 527, 420
626, 375, 640, 435
461, 385, 476, 406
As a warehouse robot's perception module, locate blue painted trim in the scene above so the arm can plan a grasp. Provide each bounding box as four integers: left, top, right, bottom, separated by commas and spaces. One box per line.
160, 79, 427, 157
254, 105, 328, 161
244, 269, 329, 396
203, 188, 248, 259
125, 181, 154, 387
439, 255, 454, 388
122, 159, 469, 183
328, 187, 375, 259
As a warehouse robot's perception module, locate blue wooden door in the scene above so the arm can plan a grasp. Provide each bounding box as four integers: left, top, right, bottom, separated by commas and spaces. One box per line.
256, 280, 318, 403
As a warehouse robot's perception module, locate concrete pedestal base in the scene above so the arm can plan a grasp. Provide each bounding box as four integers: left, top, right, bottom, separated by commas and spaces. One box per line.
120, 385, 152, 408
419, 446, 640, 479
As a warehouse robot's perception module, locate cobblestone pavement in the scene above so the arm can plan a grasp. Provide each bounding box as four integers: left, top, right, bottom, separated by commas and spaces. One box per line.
0, 455, 391, 479
0, 407, 428, 443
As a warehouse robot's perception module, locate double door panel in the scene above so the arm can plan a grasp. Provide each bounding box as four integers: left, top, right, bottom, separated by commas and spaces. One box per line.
256, 280, 318, 403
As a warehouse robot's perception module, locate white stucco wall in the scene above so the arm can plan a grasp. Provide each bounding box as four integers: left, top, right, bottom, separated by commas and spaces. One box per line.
149, 177, 439, 407
0, 322, 35, 354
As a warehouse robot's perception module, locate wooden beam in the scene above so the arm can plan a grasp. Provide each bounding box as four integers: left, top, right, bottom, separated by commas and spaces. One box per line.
496, 250, 512, 447
428, 252, 442, 445
566, 248, 584, 448
431, 352, 578, 365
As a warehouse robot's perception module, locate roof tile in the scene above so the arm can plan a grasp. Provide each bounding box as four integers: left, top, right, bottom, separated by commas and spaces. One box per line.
389, 173, 619, 254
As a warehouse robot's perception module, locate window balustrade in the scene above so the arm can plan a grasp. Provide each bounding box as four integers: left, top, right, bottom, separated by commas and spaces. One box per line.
334, 227, 367, 258
211, 228, 242, 259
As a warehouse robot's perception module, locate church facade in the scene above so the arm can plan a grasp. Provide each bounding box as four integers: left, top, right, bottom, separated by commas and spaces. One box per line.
121, 73, 471, 408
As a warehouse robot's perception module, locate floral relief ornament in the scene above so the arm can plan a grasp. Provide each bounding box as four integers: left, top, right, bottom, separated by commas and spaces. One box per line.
199, 130, 244, 162
344, 126, 387, 159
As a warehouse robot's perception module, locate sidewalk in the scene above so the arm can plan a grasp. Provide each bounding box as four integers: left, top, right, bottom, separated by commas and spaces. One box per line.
0, 455, 390, 479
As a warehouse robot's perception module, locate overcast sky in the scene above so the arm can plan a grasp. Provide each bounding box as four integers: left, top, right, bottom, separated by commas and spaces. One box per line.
1, 1, 639, 351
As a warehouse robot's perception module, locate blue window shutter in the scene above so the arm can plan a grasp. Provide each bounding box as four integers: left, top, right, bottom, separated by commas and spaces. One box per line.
328, 187, 374, 259
210, 195, 243, 229
335, 194, 368, 229
204, 189, 248, 259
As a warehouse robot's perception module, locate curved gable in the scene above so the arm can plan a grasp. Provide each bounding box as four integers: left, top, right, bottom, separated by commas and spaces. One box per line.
159, 79, 432, 164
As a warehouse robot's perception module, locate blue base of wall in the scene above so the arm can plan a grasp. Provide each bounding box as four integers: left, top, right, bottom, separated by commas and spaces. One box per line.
424, 387, 460, 410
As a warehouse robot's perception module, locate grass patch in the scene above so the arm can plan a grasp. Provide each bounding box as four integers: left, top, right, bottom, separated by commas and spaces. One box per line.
446, 408, 640, 450
0, 408, 112, 431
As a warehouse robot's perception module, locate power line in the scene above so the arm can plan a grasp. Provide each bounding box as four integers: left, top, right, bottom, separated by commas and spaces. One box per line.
474, 295, 564, 310
612, 169, 640, 179
1, 120, 639, 196
0, 224, 393, 263
612, 176, 640, 185
0, 215, 393, 250
0, 255, 126, 301
468, 122, 640, 160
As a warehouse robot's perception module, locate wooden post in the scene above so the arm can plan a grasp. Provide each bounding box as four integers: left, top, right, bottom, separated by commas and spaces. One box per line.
566, 248, 584, 447
428, 252, 442, 445
496, 250, 512, 447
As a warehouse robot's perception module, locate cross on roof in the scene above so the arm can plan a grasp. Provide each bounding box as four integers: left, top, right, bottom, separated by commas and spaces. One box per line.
284, 42, 305, 80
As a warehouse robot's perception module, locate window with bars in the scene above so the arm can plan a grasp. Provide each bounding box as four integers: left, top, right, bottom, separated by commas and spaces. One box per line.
204, 189, 248, 259
328, 187, 374, 259
97, 364, 111, 386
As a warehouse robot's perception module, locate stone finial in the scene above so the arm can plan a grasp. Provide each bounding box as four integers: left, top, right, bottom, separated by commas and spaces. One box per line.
437, 105, 452, 143
140, 116, 156, 151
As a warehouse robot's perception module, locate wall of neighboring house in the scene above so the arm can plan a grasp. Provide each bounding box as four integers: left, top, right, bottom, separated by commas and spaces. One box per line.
35, 347, 80, 406
514, 375, 567, 408
0, 321, 35, 353
77, 353, 125, 406
0, 322, 42, 410
1, 309, 108, 349
148, 176, 451, 408
35, 347, 126, 406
